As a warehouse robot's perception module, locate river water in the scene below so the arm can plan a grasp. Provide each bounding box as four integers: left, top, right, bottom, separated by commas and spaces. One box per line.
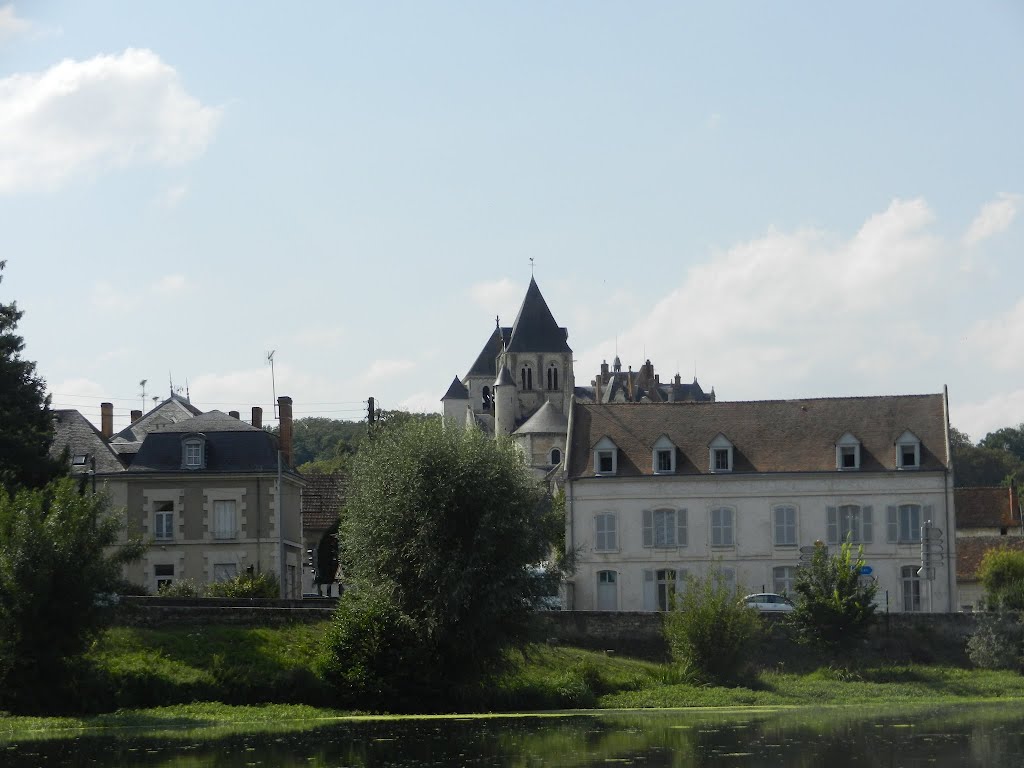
4, 704, 1023, 767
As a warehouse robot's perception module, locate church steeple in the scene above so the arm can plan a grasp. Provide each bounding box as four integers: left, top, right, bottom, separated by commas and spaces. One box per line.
506, 277, 571, 354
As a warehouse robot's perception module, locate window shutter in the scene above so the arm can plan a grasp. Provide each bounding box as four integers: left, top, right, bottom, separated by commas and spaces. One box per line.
725, 509, 734, 546
826, 506, 838, 544
676, 568, 687, 595
642, 509, 653, 548
677, 509, 688, 548
643, 570, 656, 611
862, 506, 873, 542
923, 504, 934, 526
887, 506, 898, 543
609, 514, 617, 550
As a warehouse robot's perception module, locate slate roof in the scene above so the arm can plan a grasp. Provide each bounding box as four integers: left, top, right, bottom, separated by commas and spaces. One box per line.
505, 278, 571, 354
302, 472, 346, 531
467, 326, 511, 377
50, 410, 126, 474
494, 365, 515, 387
515, 400, 569, 435
957, 536, 1024, 581
127, 410, 285, 473
441, 377, 469, 401
110, 394, 204, 459
955, 487, 1017, 529
567, 394, 949, 479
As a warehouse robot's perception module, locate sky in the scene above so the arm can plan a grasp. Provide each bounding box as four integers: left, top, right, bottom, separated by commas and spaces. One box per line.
2, 2, 1023, 442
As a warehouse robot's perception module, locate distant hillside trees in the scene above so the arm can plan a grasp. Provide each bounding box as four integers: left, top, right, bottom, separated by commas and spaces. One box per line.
951, 425, 1024, 489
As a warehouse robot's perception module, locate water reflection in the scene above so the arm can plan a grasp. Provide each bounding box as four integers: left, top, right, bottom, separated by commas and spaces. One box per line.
4, 704, 1024, 767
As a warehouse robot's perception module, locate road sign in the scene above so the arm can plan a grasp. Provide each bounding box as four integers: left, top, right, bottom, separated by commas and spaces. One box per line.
859, 565, 873, 575
923, 529, 944, 540
799, 545, 817, 554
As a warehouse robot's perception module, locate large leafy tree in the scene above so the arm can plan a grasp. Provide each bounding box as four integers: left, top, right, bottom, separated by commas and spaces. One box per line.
321, 419, 561, 709
950, 425, 1024, 489
0, 261, 64, 494
0, 480, 146, 712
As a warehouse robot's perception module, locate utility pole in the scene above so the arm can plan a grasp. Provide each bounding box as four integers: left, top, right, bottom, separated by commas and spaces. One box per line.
367, 397, 375, 433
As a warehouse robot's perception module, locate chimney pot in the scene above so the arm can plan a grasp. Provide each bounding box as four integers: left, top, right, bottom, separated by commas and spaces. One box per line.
130, 409, 142, 423
101, 402, 114, 439
229, 410, 240, 419
278, 396, 294, 467
252, 406, 263, 429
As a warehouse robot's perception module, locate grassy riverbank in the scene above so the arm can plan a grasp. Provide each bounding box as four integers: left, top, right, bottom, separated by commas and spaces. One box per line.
3, 621, 1023, 737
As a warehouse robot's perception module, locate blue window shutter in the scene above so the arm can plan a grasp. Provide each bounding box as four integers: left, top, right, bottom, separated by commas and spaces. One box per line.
642, 509, 653, 548
887, 506, 898, 543
826, 506, 838, 544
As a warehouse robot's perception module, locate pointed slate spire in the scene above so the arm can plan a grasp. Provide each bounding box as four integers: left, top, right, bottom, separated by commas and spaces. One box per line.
441, 377, 469, 401
506, 278, 571, 353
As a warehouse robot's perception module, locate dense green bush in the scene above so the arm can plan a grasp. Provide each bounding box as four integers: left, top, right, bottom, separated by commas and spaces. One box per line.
788, 540, 877, 651
0, 480, 145, 712
663, 567, 762, 683
158, 578, 204, 598
978, 549, 1024, 610
320, 418, 562, 709
206, 571, 279, 598
967, 612, 1024, 670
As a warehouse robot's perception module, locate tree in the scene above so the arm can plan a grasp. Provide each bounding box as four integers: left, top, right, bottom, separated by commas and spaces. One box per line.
977, 548, 1024, 611
663, 565, 762, 683
0, 261, 65, 494
0, 480, 145, 711
788, 541, 878, 651
980, 425, 1024, 461
320, 419, 562, 709
949, 425, 1024, 488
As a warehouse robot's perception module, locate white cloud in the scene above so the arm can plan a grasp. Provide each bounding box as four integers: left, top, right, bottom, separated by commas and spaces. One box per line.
292, 326, 346, 347
469, 278, 522, 323
0, 48, 221, 194
963, 194, 1021, 248
952, 390, 1024, 442
188, 365, 347, 421
90, 280, 140, 312
158, 182, 188, 208
0, 4, 29, 42
399, 390, 442, 414
967, 296, 1024, 372
152, 274, 187, 295
580, 198, 943, 397
363, 358, 415, 384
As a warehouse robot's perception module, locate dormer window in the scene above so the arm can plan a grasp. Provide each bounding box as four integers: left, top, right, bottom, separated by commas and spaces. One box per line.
593, 436, 618, 476
72, 454, 88, 466
836, 432, 861, 470
709, 434, 734, 473
652, 435, 676, 474
181, 434, 206, 470
896, 430, 921, 470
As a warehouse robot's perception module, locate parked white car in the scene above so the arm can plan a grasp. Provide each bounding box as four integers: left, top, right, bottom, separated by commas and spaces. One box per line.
742, 593, 795, 612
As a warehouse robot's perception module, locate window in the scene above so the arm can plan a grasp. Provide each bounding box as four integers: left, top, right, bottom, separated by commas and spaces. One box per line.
72, 454, 88, 466
711, 507, 734, 547
719, 567, 736, 595
709, 434, 734, 472
596, 570, 618, 611
213, 499, 237, 540
213, 563, 238, 582
154, 501, 174, 541
482, 385, 491, 410
182, 435, 205, 469
773, 565, 797, 595
774, 505, 797, 546
643, 569, 687, 611
549, 448, 562, 466
643, 508, 687, 548
154, 563, 174, 591
652, 435, 676, 474
888, 504, 927, 544
901, 565, 922, 612
896, 430, 921, 469
836, 433, 861, 470
594, 512, 617, 551
546, 363, 559, 391
520, 363, 533, 390
593, 437, 618, 475
827, 505, 873, 544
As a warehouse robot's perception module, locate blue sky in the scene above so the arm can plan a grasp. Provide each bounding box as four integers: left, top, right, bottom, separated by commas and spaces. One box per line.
2, 2, 1023, 440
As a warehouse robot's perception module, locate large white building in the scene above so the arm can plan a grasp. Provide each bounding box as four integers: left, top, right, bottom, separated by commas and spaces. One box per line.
563, 396, 957, 613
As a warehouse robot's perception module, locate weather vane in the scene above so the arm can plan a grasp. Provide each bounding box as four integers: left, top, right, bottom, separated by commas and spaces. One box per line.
529, 257, 534, 276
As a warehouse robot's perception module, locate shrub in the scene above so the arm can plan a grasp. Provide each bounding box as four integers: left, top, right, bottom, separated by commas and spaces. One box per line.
978, 549, 1024, 610
663, 566, 762, 684
967, 612, 1024, 670
158, 578, 204, 598
206, 571, 279, 598
788, 540, 877, 651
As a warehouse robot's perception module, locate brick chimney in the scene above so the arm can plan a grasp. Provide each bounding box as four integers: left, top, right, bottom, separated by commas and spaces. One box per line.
101, 402, 113, 439
252, 406, 263, 429
229, 410, 240, 419
600, 360, 609, 383
130, 409, 142, 423
278, 396, 293, 466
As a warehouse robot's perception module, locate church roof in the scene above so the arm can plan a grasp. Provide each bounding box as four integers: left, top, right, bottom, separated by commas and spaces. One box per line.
467, 326, 511, 377
515, 400, 568, 435
441, 377, 469, 400
494, 365, 515, 387
506, 278, 571, 354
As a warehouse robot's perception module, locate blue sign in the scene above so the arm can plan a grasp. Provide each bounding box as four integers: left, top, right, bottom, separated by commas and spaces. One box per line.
859, 565, 873, 575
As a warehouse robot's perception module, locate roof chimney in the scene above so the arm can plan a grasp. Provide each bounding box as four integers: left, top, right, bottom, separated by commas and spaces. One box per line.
229, 410, 240, 419
252, 406, 263, 429
130, 409, 142, 423
674, 373, 682, 385
101, 402, 114, 439
278, 396, 294, 467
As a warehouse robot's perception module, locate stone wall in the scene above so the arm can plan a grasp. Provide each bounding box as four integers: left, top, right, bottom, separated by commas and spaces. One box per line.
112, 596, 334, 627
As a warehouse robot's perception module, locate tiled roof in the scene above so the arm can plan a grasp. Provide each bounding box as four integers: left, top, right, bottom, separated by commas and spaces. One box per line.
467, 326, 511, 377
568, 394, 949, 478
505, 278, 571, 354
302, 472, 346, 531
515, 400, 568, 435
954, 487, 1017, 529
50, 410, 125, 474
957, 536, 1024, 580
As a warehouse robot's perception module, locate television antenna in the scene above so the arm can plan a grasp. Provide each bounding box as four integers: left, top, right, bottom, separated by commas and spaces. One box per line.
139, 379, 147, 411
267, 351, 277, 418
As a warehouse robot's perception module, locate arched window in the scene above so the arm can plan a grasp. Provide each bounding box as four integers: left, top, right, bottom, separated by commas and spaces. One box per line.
482, 385, 492, 411
550, 448, 562, 466
520, 363, 533, 390
546, 363, 559, 390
